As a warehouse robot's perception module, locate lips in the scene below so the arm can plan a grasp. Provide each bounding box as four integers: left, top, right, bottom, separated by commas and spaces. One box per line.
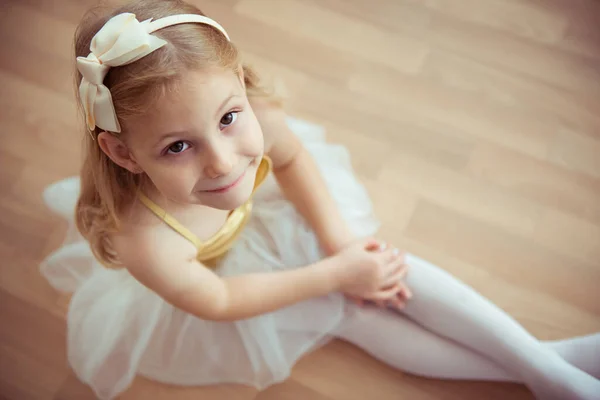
202, 170, 247, 194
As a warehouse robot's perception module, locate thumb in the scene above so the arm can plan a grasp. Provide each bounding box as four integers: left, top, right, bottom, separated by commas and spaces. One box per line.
364, 238, 384, 251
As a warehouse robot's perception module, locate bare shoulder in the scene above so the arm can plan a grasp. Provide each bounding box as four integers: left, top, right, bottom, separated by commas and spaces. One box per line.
111, 205, 198, 296
249, 97, 302, 169
110, 204, 228, 319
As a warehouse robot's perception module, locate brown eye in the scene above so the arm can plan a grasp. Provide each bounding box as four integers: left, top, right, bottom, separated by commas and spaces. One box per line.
220, 111, 238, 128
167, 141, 188, 154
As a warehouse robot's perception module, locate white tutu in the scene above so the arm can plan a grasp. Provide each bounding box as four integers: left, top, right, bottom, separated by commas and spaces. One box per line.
40, 118, 381, 399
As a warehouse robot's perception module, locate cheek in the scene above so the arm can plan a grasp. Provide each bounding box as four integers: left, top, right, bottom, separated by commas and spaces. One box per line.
138, 158, 200, 197
237, 112, 264, 155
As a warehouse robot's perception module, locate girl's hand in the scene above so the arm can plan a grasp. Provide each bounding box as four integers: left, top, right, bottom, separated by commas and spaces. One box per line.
332, 238, 407, 302
344, 240, 413, 310
351, 281, 413, 310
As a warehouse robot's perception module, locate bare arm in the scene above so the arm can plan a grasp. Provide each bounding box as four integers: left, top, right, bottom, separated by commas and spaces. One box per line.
174, 258, 342, 321
256, 101, 357, 255
120, 231, 345, 322
276, 145, 356, 255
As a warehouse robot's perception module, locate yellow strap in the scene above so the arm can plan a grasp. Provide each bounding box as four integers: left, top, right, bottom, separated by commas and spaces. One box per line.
137, 192, 202, 248
136, 157, 273, 255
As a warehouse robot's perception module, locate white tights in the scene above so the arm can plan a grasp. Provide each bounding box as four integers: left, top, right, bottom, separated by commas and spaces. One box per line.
335, 255, 600, 400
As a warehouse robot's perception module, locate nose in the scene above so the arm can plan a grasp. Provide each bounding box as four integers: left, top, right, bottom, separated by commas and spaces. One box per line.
203, 143, 234, 179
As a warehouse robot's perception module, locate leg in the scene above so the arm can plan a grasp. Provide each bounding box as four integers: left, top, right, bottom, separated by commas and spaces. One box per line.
337, 304, 518, 382
337, 305, 600, 383
547, 334, 600, 379
392, 254, 600, 400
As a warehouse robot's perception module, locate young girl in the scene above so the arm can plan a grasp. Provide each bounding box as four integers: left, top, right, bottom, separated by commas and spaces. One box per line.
41, 1, 600, 399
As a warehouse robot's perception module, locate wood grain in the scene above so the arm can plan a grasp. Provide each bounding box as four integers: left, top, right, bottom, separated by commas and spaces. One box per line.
0, 0, 598, 399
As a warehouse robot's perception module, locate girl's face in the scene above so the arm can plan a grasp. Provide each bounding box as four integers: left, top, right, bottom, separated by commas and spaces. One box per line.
120, 68, 264, 210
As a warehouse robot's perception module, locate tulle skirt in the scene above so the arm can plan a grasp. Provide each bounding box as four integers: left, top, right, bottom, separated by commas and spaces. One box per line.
40, 117, 381, 399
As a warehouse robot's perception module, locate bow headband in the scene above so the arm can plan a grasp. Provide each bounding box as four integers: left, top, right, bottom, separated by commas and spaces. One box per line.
77, 12, 230, 134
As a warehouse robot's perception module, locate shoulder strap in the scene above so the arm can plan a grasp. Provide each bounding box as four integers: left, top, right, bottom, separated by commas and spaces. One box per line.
137, 192, 202, 248
136, 157, 273, 252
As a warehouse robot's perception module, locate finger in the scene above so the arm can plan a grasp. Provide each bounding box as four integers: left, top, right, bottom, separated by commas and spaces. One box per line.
373, 247, 396, 275
389, 283, 412, 303
399, 283, 413, 300
381, 251, 407, 276
367, 285, 402, 301
386, 295, 405, 309
385, 248, 405, 264
382, 264, 409, 287
383, 286, 410, 309
391, 296, 407, 309
364, 238, 383, 252
382, 257, 409, 279
380, 246, 403, 263
348, 295, 365, 306
367, 239, 391, 253
375, 299, 387, 308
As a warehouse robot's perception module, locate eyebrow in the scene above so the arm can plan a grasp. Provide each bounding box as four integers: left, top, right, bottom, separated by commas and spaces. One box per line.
154, 130, 188, 146
215, 92, 242, 120
153, 92, 242, 145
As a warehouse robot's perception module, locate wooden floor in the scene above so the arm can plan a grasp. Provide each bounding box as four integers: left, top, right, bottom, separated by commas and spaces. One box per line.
1, 0, 600, 399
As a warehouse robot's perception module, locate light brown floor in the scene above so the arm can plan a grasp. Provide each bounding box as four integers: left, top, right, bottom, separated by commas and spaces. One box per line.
1, 0, 599, 399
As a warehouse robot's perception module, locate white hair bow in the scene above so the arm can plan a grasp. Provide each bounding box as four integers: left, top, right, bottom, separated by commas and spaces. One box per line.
76, 12, 230, 133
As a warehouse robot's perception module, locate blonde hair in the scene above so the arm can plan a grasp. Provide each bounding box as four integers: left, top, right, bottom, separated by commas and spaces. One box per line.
74, 0, 280, 268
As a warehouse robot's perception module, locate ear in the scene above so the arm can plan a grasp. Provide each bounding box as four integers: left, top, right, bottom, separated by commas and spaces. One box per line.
97, 132, 143, 174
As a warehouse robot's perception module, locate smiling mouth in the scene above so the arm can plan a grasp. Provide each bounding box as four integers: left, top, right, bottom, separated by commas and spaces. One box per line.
201, 170, 247, 194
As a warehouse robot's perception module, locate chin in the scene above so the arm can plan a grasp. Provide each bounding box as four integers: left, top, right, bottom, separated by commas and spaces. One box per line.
204, 194, 248, 211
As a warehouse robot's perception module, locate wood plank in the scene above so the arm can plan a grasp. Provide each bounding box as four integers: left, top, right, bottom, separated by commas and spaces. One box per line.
0, 3, 76, 61
291, 71, 478, 170
13, 0, 97, 24
119, 376, 258, 400
55, 371, 259, 400
0, 71, 78, 133
529, 0, 600, 60
379, 153, 542, 238
411, 4, 600, 96
0, 37, 74, 97
1, 1, 599, 399
306, 0, 600, 95
419, 49, 600, 141
404, 200, 600, 315
235, 0, 429, 74
0, 149, 25, 195
348, 63, 557, 160
560, 14, 600, 61
52, 373, 97, 400
407, 0, 569, 44
466, 142, 600, 226
397, 238, 600, 337
239, 52, 310, 101
201, 0, 365, 87
533, 209, 600, 266
0, 195, 62, 261
0, 289, 70, 400
255, 379, 333, 400
548, 128, 600, 180
291, 340, 533, 400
